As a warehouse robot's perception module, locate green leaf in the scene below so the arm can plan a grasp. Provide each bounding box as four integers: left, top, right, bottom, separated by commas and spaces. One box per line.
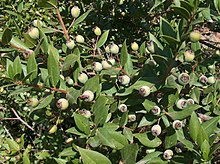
202, 116, 220, 136
38, 26, 49, 53
53, 158, 67, 164
190, 87, 200, 104
59, 147, 77, 157
120, 40, 128, 66
139, 41, 146, 56
8, 87, 33, 97
201, 140, 210, 160
135, 133, 162, 148
168, 104, 201, 120
171, 6, 190, 20
124, 53, 133, 76
120, 144, 138, 164
119, 111, 128, 127
189, 112, 201, 142
77, 146, 112, 164
84, 75, 100, 93
214, 0, 220, 12
5, 138, 20, 152
164, 127, 177, 149
23, 149, 30, 164
62, 54, 79, 71
160, 17, 176, 38
38, 0, 57, 8
2, 28, 12, 45
10, 37, 30, 50
34, 94, 54, 110
74, 114, 90, 135
73, 10, 91, 27
96, 30, 109, 48
197, 126, 209, 149
123, 128, 133, 142
48, 52, 60, 87
13, 56, 22, 77
27, 53, 38, 82
65, 127, 86, 136
136, 152, 163, 164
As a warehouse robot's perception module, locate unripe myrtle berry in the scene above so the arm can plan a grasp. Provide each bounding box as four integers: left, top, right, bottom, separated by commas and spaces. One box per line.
207, 76, 215, 84
33, 20, 43, 27
92, 62, 102, 72
93, 26, 101, 36
102, 60, 112, 69
108, 58, 115, 65
56, 98, 69, 110
151, 106, 161, 115
163, 149, 173, 160
28, 97, 39, 107
189, 31, 201, 42
49, 125, 57, 134
105, 45, 111, 53
199, 75, 207, 84
28, 27, 39, 39
178, 73, 190, 85
78, 73, 88, 84
176, 99, 187, 109
71, 6, 80, 18
172, 120, 183, 130
187, 98, 194, 105
128, 114, 136, 122
208, 64, 215, 71
78, 109, 92, 118
131, 42, 139, 51
146, 40, 155, 53
76, 35, 84, 43
110, 44, 119, 54
118, 104, 127, 112
139, 86, 150, 97
81, 90, 94, 102
151, 124, 161, 136
184, 50, 195, 62
65, 138, 74, 144
66, 39, 75, 49
118, 75, 130, 85
66, 77, 74, 85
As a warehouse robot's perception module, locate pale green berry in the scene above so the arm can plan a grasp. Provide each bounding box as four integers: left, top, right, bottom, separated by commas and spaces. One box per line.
110, 44, 119, 54
172, 120, 183, 130
187, 98, 194, 105
28, 97, 39, 107
199, 75, 207, 84
66, 39, 75, 49
184, 50, 195, 62
118, 75, 130, 85
189, 31, 201, 42
93, 26, 101, 36
146, 40, 155, 53
66, 77, 74, 85
176, 99, 187, 109
71, 6, 80, 18
102, 60, 112, 69
49, 125, 57, 134
151, 106, 161, 115
178, 73, 190, 85
56, 98, 69, 110
108, 58, 115, 65
66, 138, 74, 144
131, 42, 139, 51
163, 149, 173, 160
33, 20, 43, 27
128, 114, 136, 122
207, 76, 215, 84
82, 90, 94, 102
92, 62, 103, 72
151, 124, 161, 136
105, 45, 111, 53
139, 86, 151, 97
79, 109, 92, 118
28, 27, 39, 39
78, 73, 88, 84
76, 35, 85, 43
118, 104, 127, 112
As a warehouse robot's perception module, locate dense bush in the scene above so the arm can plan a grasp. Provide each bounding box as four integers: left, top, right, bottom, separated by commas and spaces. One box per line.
0, 0, 220, 163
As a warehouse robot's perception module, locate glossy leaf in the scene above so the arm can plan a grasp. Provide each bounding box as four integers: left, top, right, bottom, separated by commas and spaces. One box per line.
135, 133, 162, 148
48, 51, 60, 87
2, 28, 12, 45
96, 30, 109, 48
120, 144, 138, 164
27, 53, 38, 82
74, 114, 90, 135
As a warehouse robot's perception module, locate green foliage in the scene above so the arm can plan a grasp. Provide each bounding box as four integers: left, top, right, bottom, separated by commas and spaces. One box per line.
0, 0, 220, 163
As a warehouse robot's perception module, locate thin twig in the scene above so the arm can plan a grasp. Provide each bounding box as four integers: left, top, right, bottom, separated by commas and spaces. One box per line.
0, 118, 19, 121
67, 18, 76, 31
3, 125, 14, 140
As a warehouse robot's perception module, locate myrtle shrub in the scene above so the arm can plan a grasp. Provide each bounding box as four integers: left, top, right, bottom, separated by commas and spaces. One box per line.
0, 0, 220, 163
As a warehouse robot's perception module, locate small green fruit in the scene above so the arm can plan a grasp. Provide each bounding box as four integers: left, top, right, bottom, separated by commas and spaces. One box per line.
199, 75, 207, 84
92, 62, 103, 72
81, 90, 94, 102
172, 120, 183, 130
131, 42, 139, 51
110, 44, 119, 54
139, 86, 151, 97
71, 6, 80, 18
66, 138, 74, 144
102, 60, 112, 69
118, 75, 130, 85
118, 104, 127, 112
76, 35, 84, 43
176, 99, 187, 109
28, 97, 39, 107
49, 125, 57, 134
56, 98, 69, 110
78, 109, 92, 118
105, 45, 111, 53
151, 106, 161, 115
207, 76, 215, 84
178, 73, 190, 85
151, 124, 161, 136
187, 98, 194, 105
66, 77, 74, 86
66, 39, 75, 49
189, 31, 201, 42
93, 26, 101, 36
184, 50, 195, 62
163, 149, 173, 160
28, 27, 39, 39
128, 114, 136, 122
33, 20, 43, 27
146, 40, 155, 53
78, 73, 88, 84
108, 58, 115, 65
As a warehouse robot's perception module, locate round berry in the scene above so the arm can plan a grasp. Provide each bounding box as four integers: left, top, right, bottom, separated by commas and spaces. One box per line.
78, 73, 88, 84
110, 44, 119, 54
81, 90, 94, 102
105, 45, 111, 53
118, 104, 127, 112
151, 124, 161, 136
163, 149, 173, 160
56, 98, 69, 110
176, 99, 187, 109
184, 50, 195, 62
199, 75, 207, 84
146, 40, 155, 54
75, 35, 84, 43
78, 109, 92, 118
187, 98, 194, 105
33, 20, 43, 27
108, 58, 115, 66
189, 31, 201, 43
207, 76, 215, 84
118, 75, 130, 85
172, 120, 183, 130
128, 114, 136, 122
66, 39, 75, 49
131, 42, 139, 51
178, 73, 190, 85
66, 138, 74, 144
93, 26, 101, 36
66, 77, 74, 85
139, 86, 151, 97
92, 62, 103, 72
102, 60, 112, 69
27, 97, 39, 107
49, 125, 57, 134
28, 27, 39, 39
151, 106, 161, 115
71, 6, 80, 18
